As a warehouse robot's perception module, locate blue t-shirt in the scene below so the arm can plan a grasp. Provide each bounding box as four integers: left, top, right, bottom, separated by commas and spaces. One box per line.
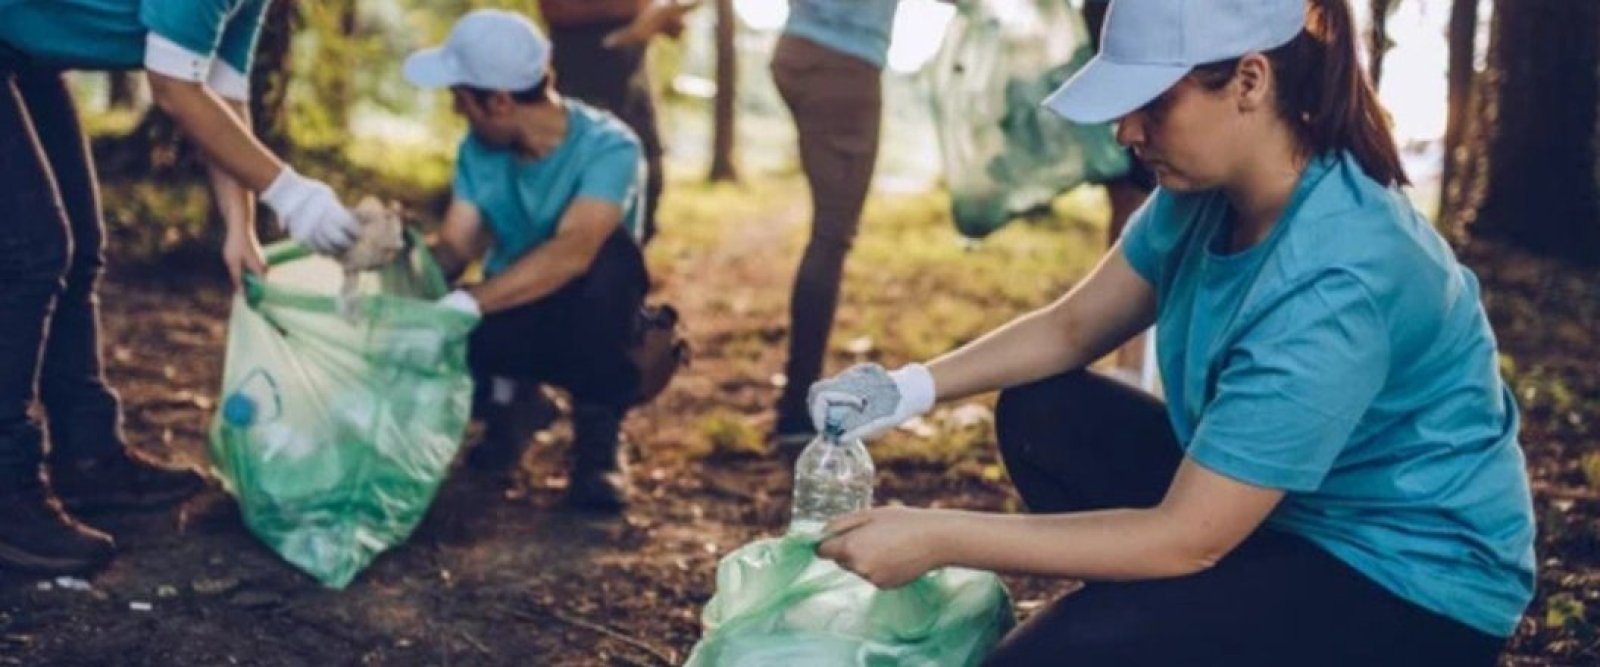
453, 101, 644, 276
1122, 152, 1535, 637
783, 0, 900, 69
0, 0, 267, 73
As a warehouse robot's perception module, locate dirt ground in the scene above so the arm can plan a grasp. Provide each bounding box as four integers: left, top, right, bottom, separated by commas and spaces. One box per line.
0, 201, 1596, 665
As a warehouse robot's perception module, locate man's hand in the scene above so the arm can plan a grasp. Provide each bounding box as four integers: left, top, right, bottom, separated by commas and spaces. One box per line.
603, 0, 703, 48
259, 167, 359, 255
221, 228, 267, 290
436, 289, 482, 317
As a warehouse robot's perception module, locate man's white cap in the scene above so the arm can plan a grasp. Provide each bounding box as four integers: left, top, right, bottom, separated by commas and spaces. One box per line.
403, 9, 550, 91
1045, 0, 1307, 124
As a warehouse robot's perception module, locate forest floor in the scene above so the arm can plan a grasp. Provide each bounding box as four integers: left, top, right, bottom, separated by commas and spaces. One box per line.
0, 175, 1595, 666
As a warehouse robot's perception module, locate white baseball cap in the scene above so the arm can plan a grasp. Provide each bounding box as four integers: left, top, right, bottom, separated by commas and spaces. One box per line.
1045, 0, 1307, 124
403, 9, 549, 91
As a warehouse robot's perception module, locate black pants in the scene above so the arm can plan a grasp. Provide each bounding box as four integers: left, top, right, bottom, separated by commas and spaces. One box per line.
984, 371, 1506, 667
466, 230, 647, 411
0, 63, 121, 484
549, 20, 664, 244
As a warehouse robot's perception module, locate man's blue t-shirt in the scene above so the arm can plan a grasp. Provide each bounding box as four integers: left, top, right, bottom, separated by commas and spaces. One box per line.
0, 0, 267, 73
783, 0, 901, 69
1121, 151, 1535, 637
453, 100, 644, 276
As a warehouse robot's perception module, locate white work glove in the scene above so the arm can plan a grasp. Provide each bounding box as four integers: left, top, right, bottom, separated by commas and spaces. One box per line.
260, 167, 359, 255
807, 363, 936, 443
436, 289, 481, 317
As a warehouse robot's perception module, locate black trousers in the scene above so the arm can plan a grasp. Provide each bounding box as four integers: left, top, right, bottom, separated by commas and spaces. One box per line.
984, 370, 1506, 667
466, 230, 647, 411
549, 19, 664, 244
0, 62, 121, 483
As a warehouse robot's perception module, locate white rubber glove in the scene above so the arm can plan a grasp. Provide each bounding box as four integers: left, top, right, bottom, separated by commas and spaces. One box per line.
436, 289, 481, 317
807, 363, 936, 443
260, 167, 358, 255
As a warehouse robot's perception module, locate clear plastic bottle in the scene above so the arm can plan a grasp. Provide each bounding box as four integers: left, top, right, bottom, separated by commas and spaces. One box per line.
788, 405, 876, 537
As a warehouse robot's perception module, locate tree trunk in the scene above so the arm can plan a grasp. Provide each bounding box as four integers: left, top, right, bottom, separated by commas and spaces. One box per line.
1438, 0, 1479, 230
250, 0, 299, 155
1473, 0, 1600, 265
708, 0, 739, 182
1366, 0, 1396, 88
107, 72, 139, 109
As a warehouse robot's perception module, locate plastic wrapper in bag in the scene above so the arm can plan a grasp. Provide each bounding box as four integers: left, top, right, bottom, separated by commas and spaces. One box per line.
207, 234, 477, 587
685, 535, 1014, 666
927, 0, 1131, 238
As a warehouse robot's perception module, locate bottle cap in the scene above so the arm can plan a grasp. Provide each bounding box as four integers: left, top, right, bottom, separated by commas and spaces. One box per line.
222, 393, 257, 427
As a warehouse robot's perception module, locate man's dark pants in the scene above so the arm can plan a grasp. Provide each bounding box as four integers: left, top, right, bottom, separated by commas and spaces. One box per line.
467, 229, 648, 419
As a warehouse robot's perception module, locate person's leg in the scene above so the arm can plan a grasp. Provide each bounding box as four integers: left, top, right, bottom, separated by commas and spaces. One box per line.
988, 370, 1506, 666
0, 68, 115, 574
466, 231, 647, 509
541, 231, 647, 510
13, 68, 203, 513
995, 370, 1180, 512
465, 290, 567, 475
984, 526, 1504, 667
771, 36, 883, 444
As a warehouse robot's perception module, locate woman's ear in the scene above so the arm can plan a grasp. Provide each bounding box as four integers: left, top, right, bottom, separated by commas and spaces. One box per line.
1233, 53, 1273, 113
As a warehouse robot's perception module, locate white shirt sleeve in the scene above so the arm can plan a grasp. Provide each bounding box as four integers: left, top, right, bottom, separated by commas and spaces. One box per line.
207, 60, 251, 101
143, 33, 210, 83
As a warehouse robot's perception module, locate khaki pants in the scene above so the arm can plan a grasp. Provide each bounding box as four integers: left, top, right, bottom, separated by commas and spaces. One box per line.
771, 35, 883, 431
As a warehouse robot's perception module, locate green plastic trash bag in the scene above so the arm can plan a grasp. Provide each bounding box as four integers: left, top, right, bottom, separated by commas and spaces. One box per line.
685, 535, 1014, 666
927, 0, 1131, 238
207, 234, 477, 588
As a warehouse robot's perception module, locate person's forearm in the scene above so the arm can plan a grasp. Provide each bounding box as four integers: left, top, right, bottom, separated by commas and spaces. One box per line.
932, 508, 1218, 581
924, 303, 1096, 402
540, 0, 647, 26
428, 237, 471, 282
149, 75, 282, 192
208, 100, 257, 235
467, 236, 596, 314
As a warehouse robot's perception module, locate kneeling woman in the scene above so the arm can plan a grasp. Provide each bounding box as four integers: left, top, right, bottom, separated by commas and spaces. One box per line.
806, 0, 1534, 664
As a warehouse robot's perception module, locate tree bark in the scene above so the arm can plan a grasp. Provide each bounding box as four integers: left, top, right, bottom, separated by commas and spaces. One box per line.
1472, 0, 1600, 265
250, 0, 299, 155
708, 0, 739, 182
1438, 0, 1479, 230
1367, 0, 1397, 88
107, 72, 139, 109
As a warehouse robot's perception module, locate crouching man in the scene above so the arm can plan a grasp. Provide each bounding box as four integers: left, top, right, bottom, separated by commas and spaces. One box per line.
405, 10, 649, 511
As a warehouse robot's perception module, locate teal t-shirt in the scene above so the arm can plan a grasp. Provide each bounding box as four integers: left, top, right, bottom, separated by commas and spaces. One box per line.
453, 101, 644, 276
783, 0, 901, 69
1121, 152, 1536, 637
0, 0, 267, 72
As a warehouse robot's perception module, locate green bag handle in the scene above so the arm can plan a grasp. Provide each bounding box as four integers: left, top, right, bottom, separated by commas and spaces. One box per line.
241, 229, 459, 317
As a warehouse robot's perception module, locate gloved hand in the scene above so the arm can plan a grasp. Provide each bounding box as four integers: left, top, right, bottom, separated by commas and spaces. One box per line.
436, 289, 481, 317
260, 167, 359, 255
807, 363, 936, 443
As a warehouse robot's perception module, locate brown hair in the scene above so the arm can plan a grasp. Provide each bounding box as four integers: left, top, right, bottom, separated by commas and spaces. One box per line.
1190, 0, 1409, 186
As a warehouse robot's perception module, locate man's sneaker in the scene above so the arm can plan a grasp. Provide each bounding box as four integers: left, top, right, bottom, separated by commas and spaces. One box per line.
0, 473, 115, 574
566, 404, 630, 512
51, 449, 206, 513
468, 383, 560, 474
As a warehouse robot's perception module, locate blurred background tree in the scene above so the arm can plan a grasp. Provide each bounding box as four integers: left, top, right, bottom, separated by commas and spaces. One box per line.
1464, 0, 1600, 265
71, 0, 1598, 267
